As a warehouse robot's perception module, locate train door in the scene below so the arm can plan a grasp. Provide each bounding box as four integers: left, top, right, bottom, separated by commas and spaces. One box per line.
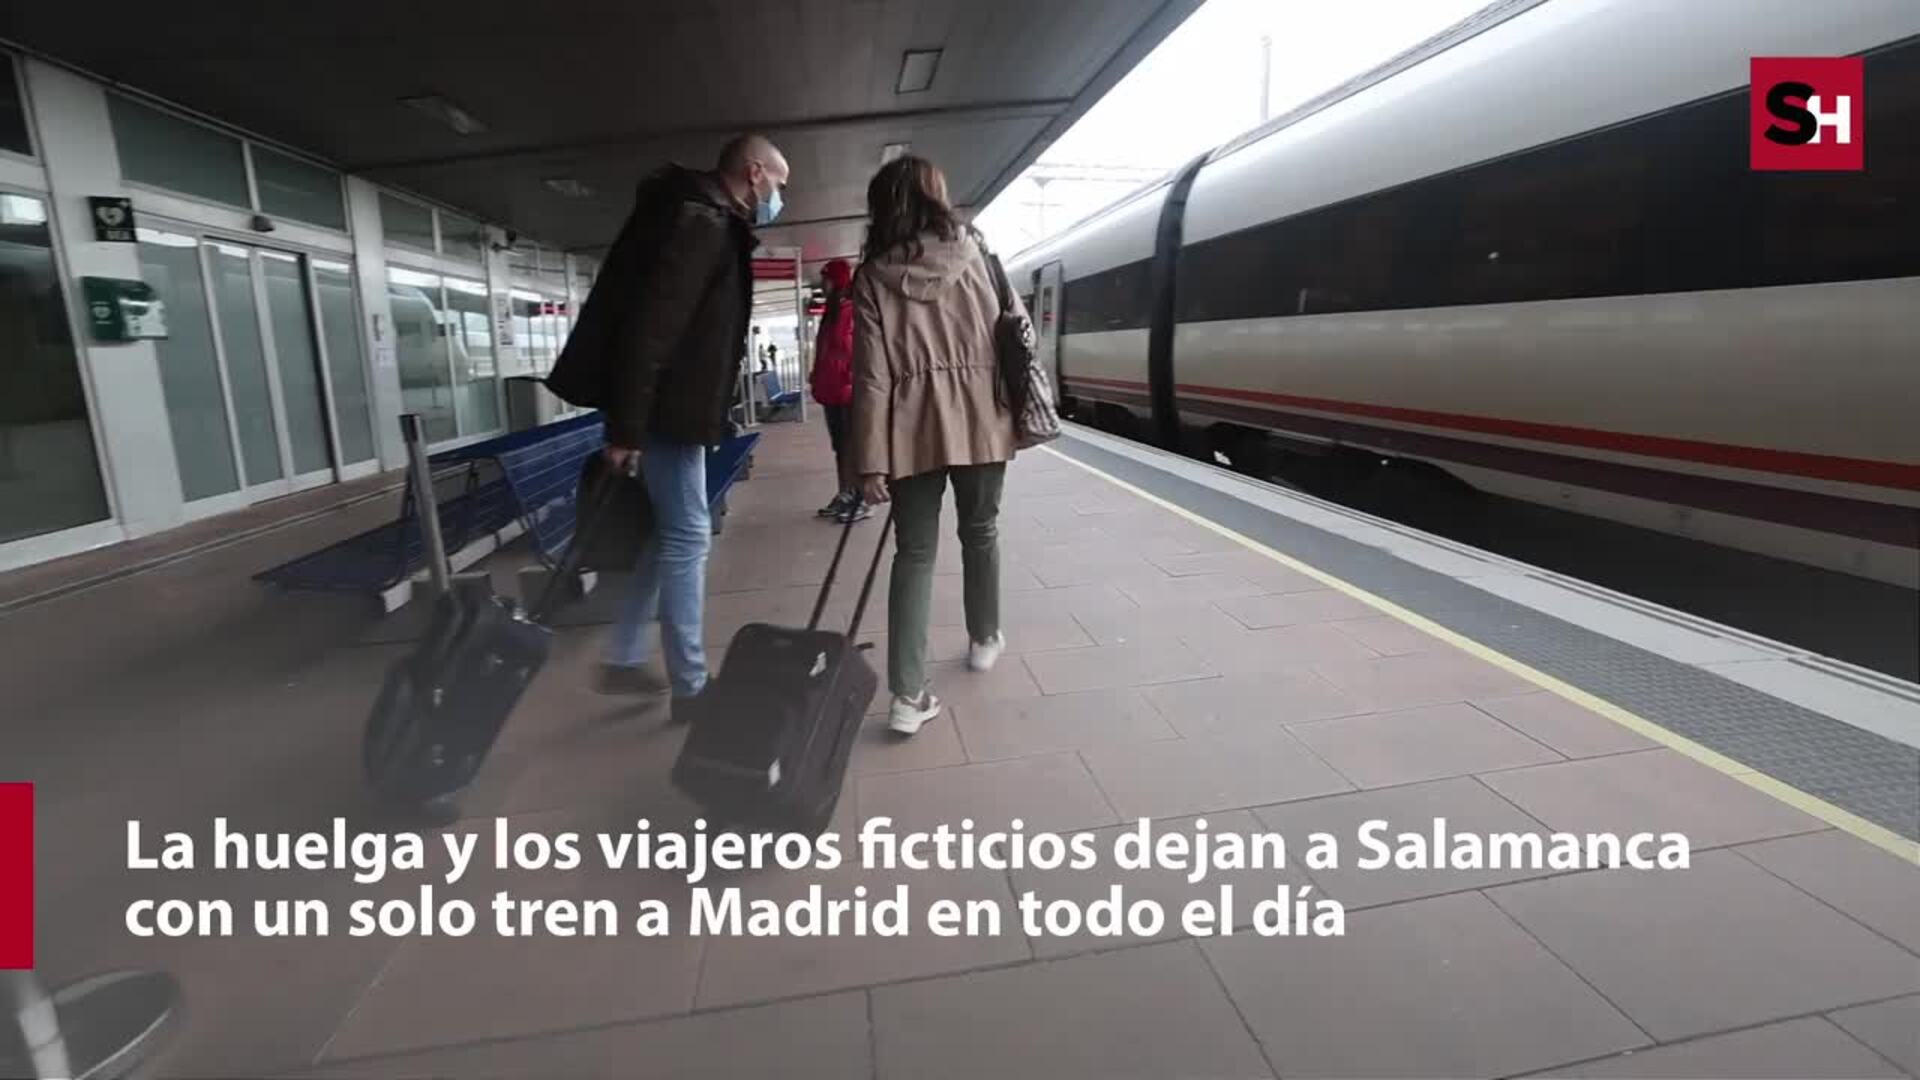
1033, 261, 1065, 385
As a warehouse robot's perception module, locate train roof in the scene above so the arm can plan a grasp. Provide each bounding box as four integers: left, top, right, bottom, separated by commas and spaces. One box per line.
1006, 0, 1547, 268
1010, 0, 1920, 269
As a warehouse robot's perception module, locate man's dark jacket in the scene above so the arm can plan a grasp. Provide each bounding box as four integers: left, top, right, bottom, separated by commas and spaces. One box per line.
547, 165, 754, 447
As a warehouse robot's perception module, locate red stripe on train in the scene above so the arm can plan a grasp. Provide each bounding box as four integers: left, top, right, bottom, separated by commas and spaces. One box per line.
1063, 376, 1919, 491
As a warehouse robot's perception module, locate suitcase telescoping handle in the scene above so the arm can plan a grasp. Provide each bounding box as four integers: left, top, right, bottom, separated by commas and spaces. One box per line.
400, 413, 453, 595
806, 506, 895, 637
844, 507, 894, 641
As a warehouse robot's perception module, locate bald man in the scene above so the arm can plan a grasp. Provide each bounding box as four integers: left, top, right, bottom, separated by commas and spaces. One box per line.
549, 134, 791, 707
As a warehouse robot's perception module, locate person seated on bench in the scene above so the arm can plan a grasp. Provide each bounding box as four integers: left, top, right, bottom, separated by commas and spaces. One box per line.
547, 133, 792, 710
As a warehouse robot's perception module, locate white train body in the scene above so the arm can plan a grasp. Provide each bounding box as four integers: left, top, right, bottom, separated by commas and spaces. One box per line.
1007, 0, 1920, 587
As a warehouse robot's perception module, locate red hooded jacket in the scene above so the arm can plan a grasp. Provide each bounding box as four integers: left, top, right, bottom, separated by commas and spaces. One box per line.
809, 258, 856, 407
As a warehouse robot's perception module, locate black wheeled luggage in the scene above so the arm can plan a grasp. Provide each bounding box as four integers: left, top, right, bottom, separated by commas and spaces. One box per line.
671, 510, 892, 834
362, 579, 550, 806
362, 415, 632, 808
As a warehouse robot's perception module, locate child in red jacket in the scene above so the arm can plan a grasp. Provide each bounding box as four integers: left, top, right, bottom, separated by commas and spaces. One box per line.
810, 258, 869, 523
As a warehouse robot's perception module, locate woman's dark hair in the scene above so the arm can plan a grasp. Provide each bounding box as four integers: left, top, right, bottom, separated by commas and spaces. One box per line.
862, 155, 963, 262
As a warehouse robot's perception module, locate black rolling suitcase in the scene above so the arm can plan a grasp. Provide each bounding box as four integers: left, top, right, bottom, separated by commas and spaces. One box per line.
362, 577, 550, 807
671, 509, 892, 834
362, 415, 633, 807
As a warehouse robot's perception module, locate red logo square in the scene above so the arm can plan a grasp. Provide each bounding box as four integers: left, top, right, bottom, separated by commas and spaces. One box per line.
0, 783, 30, 969
1751, 57, 1865, 171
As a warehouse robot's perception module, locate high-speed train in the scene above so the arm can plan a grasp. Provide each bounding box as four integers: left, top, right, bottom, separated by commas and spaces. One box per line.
1004, 0, 1919, 588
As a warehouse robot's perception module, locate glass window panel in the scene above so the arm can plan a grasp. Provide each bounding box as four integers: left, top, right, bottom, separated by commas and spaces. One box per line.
528, 310, 549, 372
379, 193, 436, 253
0, 55, 31, 156
253, 147, 346, 230
109, 96, 250, 208
260, 251, 332, 475
137, 229, 241, 500
444, 277, 499, 434
535, 305, 559, 369
205, 242, 283, 485
511, 291, 535, 368
1753, 41, 1920, 288
312, 259, 375, 464
439, 212, 486, 264
0, 194, 110, 542
387, 266, 455, 442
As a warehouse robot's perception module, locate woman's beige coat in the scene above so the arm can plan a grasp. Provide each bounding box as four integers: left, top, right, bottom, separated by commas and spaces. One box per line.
849, 230, 1019, 480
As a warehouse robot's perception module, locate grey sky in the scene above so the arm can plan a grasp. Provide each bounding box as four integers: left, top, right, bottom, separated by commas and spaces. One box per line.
975, 0, 1494, 253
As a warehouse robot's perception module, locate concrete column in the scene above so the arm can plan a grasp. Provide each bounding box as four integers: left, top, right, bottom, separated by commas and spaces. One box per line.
23, 60, 182, 539
343, 176, 406, 469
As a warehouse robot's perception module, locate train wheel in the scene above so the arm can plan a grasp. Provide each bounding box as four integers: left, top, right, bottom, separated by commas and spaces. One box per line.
1347, 456, 1484, 532
1095, 403, 1139, 439
1283, 446, 1380, 495
1205, 424, 1271, 477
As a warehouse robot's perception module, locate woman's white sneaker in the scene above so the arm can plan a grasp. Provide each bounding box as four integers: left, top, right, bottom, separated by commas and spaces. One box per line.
967, 631, 1006, 672
888, 691, 942, 735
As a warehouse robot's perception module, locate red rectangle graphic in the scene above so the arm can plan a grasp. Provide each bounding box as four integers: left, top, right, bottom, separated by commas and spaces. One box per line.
1751, 56, 1865, 171
0, 783, 31, 969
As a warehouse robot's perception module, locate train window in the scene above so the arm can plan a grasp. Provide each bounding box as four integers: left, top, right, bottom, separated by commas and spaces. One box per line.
1428, 122, 1654, 308
1176, 220, 1285, 324
1308, 192, 1408, 313
1171, 34, 1918, 322
1175, 179, 1412, 321
1063, 259, 1151, 333
1751, 38, 1919, 287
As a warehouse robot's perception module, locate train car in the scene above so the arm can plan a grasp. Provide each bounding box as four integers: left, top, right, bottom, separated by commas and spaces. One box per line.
1005, 0, 1920, 588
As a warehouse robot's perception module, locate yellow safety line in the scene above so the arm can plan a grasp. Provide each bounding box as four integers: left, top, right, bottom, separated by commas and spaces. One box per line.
1041, 444, 1920, 866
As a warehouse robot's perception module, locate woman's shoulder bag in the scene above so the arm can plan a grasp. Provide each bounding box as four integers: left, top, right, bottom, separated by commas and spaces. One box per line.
970, 228, 1061, 450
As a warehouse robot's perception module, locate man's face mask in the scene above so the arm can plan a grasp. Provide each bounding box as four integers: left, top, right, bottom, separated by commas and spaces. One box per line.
752, 164, 784, 226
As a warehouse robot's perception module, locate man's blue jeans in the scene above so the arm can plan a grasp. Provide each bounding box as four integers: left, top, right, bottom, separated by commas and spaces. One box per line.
604, 439, 709, 697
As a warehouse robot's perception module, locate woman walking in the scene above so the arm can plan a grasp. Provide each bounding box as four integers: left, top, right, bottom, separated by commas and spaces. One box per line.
810, 258, 870, 523
849, 155, 1020, 735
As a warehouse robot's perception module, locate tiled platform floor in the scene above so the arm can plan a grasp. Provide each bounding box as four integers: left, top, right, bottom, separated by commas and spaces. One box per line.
9, 418, 1918, 1079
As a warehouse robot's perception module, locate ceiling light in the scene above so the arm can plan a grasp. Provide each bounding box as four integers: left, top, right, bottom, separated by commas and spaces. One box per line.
880, 142, 910, 165
543, 177, 592, 198
896, 49, 941, 94
401, 95, 488, 135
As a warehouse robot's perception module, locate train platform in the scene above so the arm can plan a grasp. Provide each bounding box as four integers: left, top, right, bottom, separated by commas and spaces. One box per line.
7, 417, 1918, 1079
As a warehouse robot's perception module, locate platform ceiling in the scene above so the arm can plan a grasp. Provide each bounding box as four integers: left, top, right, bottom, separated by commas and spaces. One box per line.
2, 0, 1204, 267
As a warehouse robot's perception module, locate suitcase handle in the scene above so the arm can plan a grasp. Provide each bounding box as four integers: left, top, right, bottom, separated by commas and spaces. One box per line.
843, 508, 893, 642
806, 512, 860, 632
806, 507, 894, 637
401, 413, 453, 595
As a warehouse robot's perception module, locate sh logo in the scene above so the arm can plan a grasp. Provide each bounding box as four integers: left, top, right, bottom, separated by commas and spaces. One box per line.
1751, 57, 1864, 171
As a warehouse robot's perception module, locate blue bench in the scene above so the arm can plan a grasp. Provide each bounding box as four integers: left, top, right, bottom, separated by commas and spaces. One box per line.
756, 370, 803, 418
705, 427, 758, 535
256, 413, 760, 611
